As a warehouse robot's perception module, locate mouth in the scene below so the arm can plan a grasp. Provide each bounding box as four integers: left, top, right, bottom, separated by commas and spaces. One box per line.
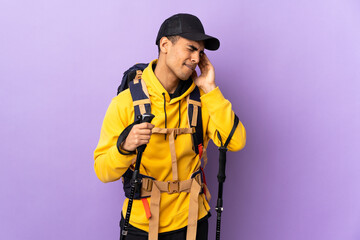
184, 64, 196, 71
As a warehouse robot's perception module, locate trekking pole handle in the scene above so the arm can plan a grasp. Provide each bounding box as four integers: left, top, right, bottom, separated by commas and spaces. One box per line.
139, 113, 155, 124
136, 113, 155, 153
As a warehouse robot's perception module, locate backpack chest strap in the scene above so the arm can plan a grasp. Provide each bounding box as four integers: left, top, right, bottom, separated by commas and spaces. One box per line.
151, 127, 195, 135
141, 172, 202, 196
151, 127, 194, 181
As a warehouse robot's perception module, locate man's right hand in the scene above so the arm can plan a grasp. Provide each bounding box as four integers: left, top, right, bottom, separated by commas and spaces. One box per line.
121, 122, 155, 152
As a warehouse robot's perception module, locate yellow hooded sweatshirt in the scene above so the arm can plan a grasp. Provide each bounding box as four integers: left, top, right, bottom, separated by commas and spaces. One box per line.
94, 59, 246, 233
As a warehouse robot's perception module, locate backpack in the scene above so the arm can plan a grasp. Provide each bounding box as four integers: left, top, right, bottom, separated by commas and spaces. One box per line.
117, 63, 205, 158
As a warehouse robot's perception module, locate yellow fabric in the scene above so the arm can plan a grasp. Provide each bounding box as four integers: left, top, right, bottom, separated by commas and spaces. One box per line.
94, 59, 246, 233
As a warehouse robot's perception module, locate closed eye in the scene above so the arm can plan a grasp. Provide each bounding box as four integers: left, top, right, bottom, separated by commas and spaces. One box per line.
188, 45, 198, 52
188, 45, 205, 56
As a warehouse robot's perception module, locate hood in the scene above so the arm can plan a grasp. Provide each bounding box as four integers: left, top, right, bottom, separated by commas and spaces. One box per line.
141, 59, 196, 104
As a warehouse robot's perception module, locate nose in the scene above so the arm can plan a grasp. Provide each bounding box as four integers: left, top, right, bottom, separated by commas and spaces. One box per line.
191, 52, 200, 64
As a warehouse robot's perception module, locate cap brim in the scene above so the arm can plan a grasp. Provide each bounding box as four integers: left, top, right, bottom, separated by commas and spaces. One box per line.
179, 32, 220, 51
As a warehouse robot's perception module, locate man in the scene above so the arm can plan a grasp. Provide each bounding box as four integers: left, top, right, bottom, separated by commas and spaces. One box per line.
94, 13, 246, 240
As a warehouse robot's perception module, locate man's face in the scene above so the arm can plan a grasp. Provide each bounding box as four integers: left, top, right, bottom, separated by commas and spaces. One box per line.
164, 37, 205, 81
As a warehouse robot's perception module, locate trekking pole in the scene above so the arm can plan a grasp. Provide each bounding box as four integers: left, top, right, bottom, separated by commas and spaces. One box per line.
215, 115, 239, 240
215, 145, 227, 240
122, 113, 155, 240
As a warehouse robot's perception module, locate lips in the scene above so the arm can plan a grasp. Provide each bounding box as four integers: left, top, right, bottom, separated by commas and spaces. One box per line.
184, 64, 196, 71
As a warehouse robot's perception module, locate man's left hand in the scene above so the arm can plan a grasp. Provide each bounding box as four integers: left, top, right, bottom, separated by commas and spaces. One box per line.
192, 53, 217, 94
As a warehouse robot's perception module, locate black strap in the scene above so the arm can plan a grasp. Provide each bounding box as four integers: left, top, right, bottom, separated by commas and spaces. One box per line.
116, 118, 141, 155
216, 114, 239, 183
216, 114, 239, 149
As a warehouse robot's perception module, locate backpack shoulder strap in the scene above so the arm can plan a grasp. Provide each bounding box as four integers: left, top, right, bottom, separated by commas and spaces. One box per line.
118, 63, 148, 94
117, 78, 151, 155
187, 86, 204, 157
128, 78, 151, 121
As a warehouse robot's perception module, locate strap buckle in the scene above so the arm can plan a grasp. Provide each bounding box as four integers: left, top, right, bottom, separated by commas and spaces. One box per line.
219, 146, 228, 152
142, 178, 153, 192
167, 180, 179, 193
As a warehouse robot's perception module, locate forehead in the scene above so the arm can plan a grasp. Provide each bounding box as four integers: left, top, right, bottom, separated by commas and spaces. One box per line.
177, 37, 205, 50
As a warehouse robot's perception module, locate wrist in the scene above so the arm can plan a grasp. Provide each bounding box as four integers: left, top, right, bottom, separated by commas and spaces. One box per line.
201, 83, 217, 94
120, 141, 136, 155
117, 138, 136, 155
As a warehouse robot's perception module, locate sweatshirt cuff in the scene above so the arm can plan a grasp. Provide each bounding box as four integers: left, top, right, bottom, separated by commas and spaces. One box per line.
200, 87, 229, 113
110, 145, 135, 167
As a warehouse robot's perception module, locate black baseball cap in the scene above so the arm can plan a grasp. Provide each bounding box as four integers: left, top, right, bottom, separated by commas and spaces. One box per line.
156, 13, 220, 51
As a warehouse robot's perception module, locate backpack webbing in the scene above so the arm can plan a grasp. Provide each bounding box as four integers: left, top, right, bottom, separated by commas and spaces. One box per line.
122, 63, 204, 156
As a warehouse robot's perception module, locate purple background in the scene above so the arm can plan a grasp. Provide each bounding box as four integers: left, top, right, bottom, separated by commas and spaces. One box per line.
1, 0, 360, 239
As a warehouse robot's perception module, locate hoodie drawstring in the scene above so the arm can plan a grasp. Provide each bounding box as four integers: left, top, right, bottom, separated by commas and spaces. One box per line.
178, 100, 181, 128
175, 101, 181, 140
162, 93, 167, 140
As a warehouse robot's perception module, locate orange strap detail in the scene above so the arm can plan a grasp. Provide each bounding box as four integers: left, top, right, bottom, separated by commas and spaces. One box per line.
198, 143, 203, 160
141, 198, 151, 219
200, 167, 207, 196
200, 167, 207, 187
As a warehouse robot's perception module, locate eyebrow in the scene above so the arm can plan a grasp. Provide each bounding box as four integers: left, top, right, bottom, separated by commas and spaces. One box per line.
188, 44, 205, 54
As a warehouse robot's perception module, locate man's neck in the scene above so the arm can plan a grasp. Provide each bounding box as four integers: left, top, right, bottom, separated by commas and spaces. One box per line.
153, 60, 179, 94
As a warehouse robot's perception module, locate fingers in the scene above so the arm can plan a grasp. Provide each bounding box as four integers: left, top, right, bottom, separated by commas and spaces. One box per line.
122, 122, 154, 152
131, 125, 153, 138
131, 123, 154, 142
191, 70, 198, 80
200, 52, 209, 62
135, 122, 155, 130
198, 53, 212, 72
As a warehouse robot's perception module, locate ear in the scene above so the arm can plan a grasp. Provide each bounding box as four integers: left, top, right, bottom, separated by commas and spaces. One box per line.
159, 37, 170, 54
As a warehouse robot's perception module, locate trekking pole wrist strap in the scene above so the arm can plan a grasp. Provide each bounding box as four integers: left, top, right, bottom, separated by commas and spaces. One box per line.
116, 119, 142, 155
